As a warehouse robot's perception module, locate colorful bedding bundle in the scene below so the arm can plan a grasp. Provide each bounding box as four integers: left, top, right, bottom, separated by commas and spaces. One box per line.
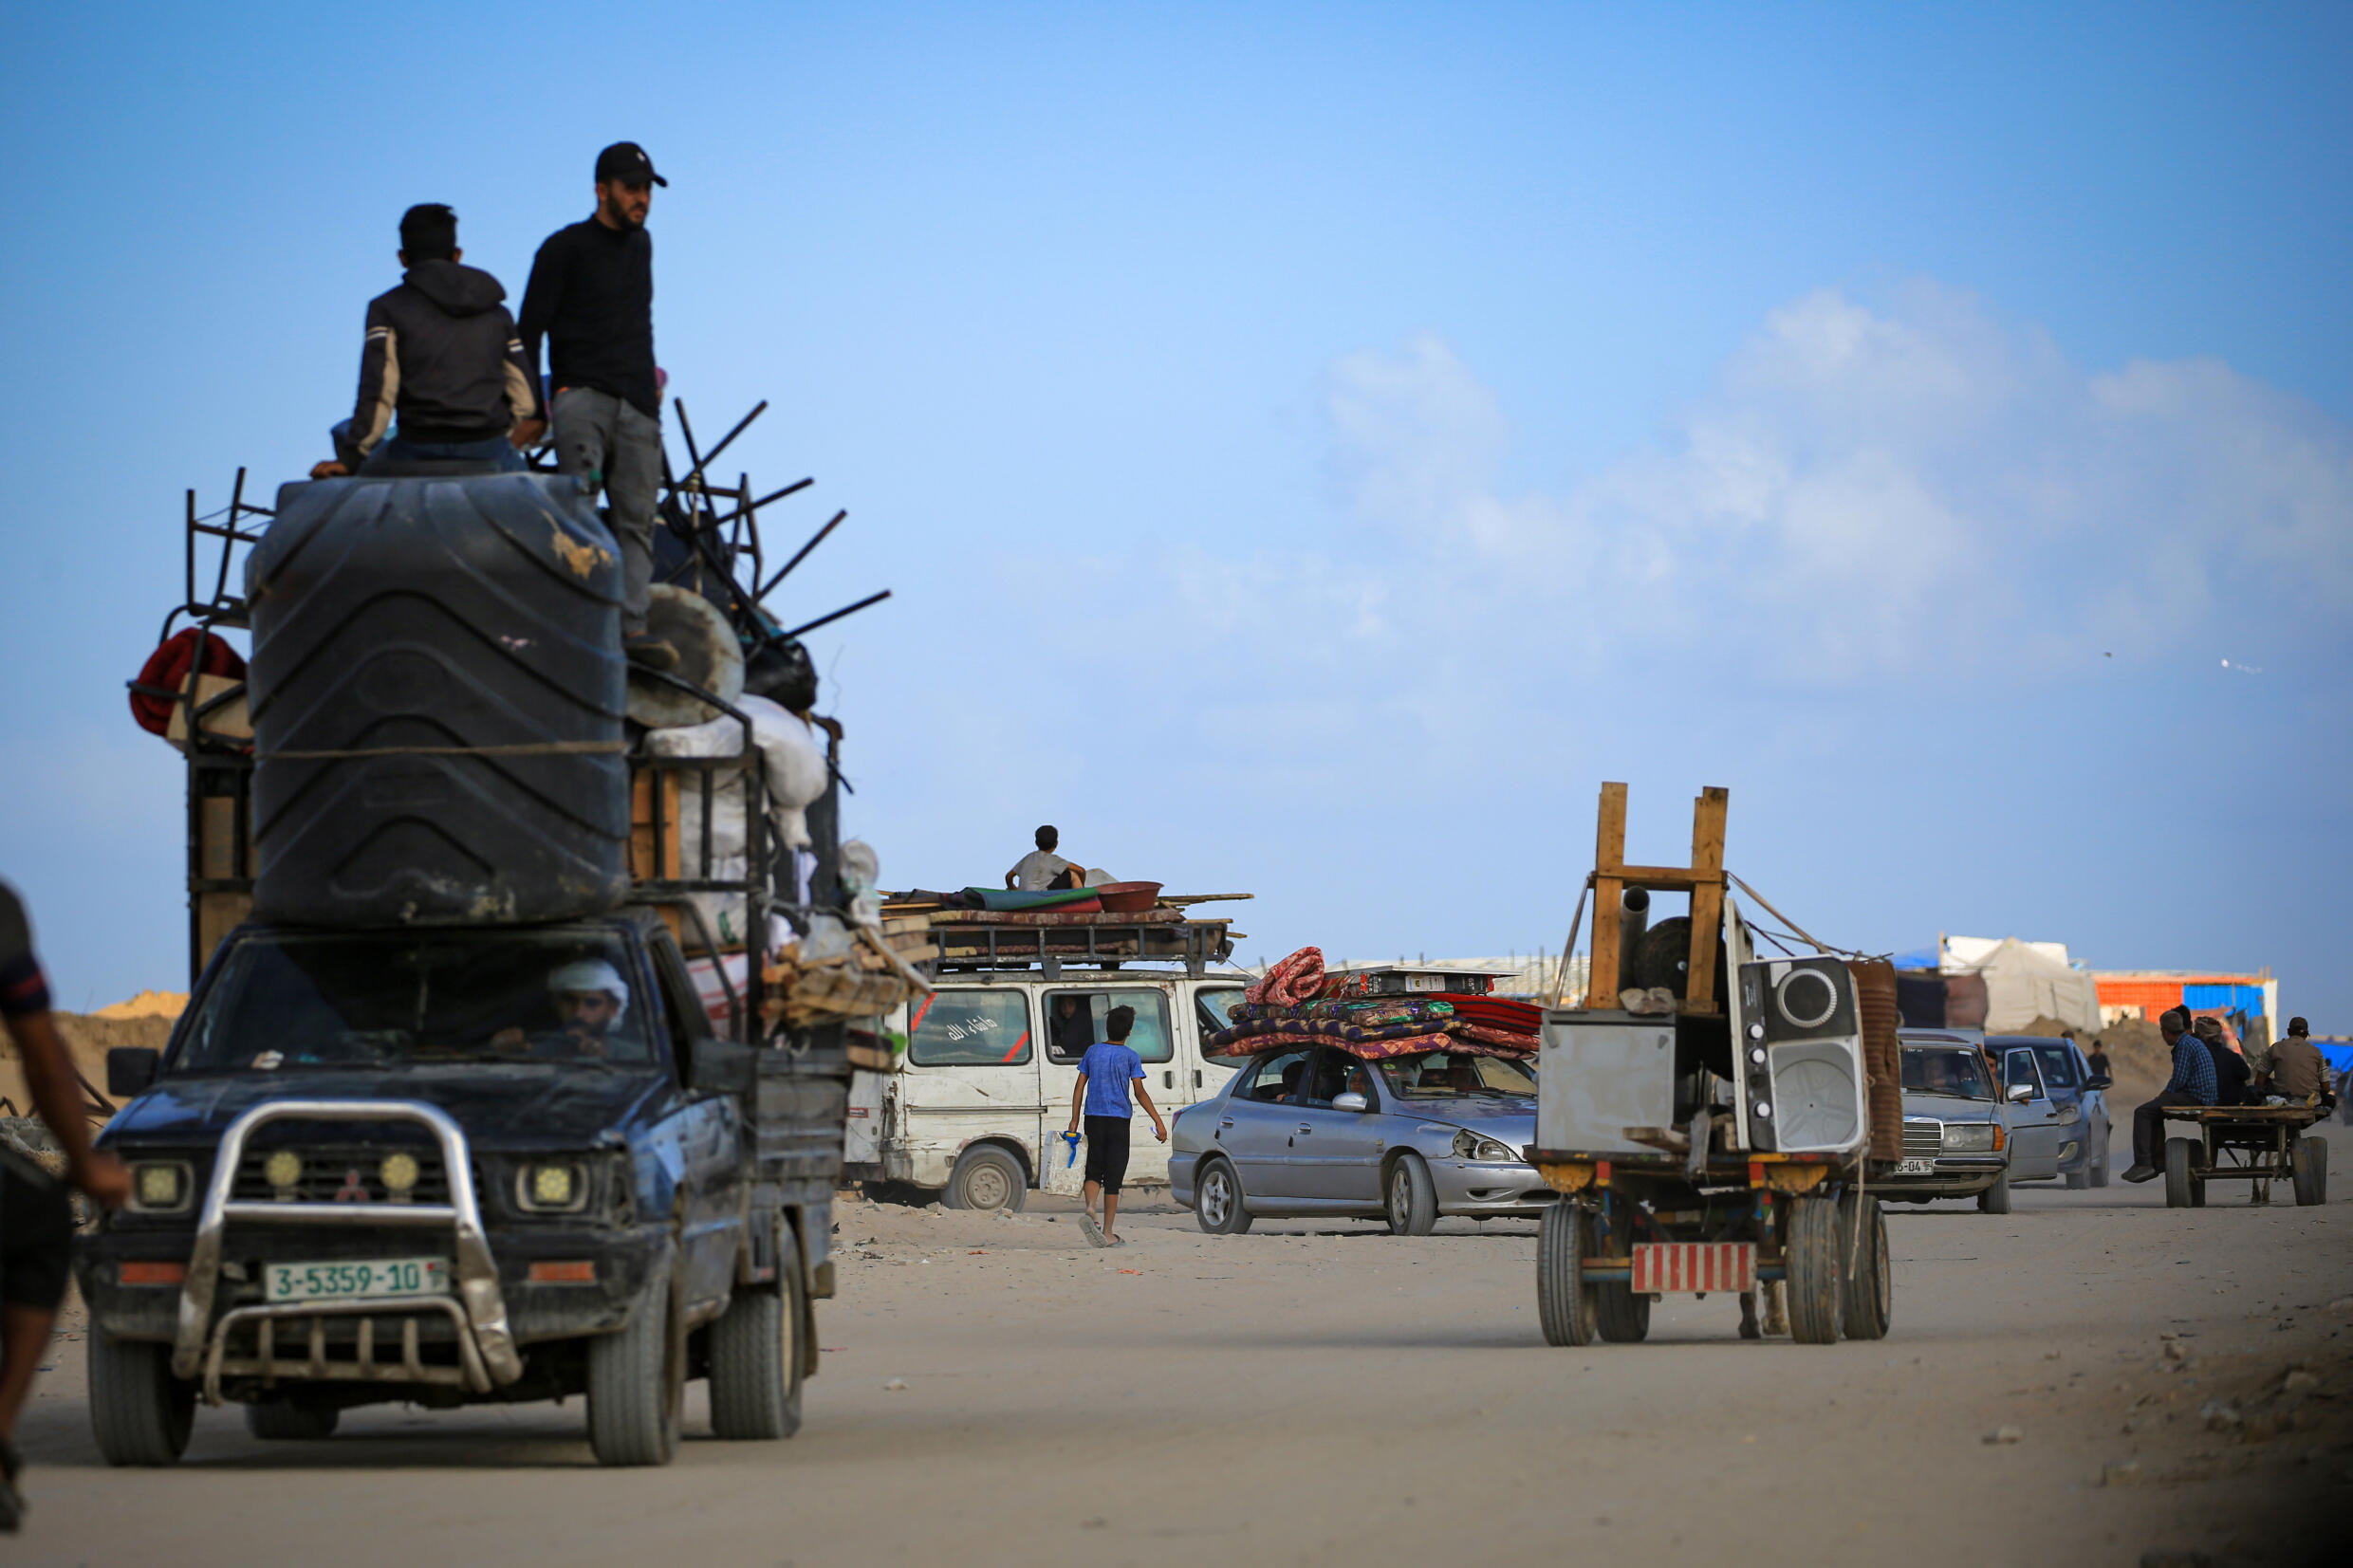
1208, 946, 1542, 1061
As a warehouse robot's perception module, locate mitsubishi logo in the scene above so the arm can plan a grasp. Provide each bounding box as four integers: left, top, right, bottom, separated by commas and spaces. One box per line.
332, 1168, 371, 1203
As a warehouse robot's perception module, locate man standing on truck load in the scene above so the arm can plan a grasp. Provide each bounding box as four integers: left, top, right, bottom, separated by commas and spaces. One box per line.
0, 881, 129, 1532
518, 141, 675, 672
2121, 1007, 2217, 1182
310, 204, 543, 478
1065, 1005, 1166, 1246
1006, 824, 1084, 892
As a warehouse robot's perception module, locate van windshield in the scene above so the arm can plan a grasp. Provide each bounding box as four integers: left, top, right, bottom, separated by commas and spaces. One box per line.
177, 931, 658, 1070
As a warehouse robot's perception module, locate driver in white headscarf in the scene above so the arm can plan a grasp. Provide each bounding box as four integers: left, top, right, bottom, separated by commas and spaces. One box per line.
493, 959, 631, 1058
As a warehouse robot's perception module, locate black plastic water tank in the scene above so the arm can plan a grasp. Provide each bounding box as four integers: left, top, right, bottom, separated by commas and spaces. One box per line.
247, 474, 630, 927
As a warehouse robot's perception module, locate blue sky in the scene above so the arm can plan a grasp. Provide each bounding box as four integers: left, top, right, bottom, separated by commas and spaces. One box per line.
2, 3, 2347, 1019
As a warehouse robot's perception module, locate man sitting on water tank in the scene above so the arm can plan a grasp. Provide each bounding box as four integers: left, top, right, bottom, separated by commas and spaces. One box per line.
310, 204, 543, 478
1005, 824, 1084, 892
491, 960, 632, 1060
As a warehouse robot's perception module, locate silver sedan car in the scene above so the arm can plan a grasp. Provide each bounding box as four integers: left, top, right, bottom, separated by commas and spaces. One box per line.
1169, 1044, 1547, 1235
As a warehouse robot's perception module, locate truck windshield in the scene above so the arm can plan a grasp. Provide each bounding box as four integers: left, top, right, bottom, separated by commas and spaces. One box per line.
176, 931, 658, 1070
1900, 1045, 1995, 1100
1376, 1051, 1537, 1098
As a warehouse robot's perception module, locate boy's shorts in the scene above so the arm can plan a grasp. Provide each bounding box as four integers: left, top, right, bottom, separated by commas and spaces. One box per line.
1082, 1116, 1132, 1194
0, 1153, 73, 1312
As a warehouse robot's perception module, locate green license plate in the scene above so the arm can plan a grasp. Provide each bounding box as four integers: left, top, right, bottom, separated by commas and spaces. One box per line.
264, 1257, 451, 1302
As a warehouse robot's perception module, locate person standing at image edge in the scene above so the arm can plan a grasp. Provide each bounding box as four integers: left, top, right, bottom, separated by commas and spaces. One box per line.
1066, 1005, 1165, 1247
518, 141, 675, 671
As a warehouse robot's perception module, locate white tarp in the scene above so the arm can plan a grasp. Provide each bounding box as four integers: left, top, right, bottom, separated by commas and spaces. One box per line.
1943, 934, 2071, 968
1943, 937, 2102, 1033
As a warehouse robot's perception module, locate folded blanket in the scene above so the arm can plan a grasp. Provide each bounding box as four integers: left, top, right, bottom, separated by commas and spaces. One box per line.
1202, 1029, 1532, 1062
1246, 945, 1326, 1007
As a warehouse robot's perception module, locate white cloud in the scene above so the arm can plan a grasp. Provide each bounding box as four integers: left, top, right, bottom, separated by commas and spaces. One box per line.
1318, 283, 2353, 682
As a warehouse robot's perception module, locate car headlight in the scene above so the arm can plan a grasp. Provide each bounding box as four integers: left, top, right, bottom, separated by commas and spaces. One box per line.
1942, 1123, 1997, 1153
128, 1160, 195, 1213
516, 1161, 589, 1213
1451, 1132, 1518, 1162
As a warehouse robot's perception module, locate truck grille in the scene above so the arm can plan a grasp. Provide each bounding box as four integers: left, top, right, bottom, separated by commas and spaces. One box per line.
232, 1145, 453, 1206
1901, 1119, 1942, 1159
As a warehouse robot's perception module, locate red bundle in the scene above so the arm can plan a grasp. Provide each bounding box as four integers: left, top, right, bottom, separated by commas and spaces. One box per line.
1245, 946, 1325, 1007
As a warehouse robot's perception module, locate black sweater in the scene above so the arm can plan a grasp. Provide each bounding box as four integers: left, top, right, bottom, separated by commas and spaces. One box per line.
343, 261, 539, 457
517, 218, 658, 417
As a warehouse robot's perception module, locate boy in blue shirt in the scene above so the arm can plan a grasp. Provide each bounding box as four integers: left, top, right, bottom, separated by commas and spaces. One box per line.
1065, 1005, 1167, 1246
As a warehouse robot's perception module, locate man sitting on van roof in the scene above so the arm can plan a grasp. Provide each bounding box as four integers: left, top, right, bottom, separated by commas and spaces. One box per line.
1006, 824, 1084, 892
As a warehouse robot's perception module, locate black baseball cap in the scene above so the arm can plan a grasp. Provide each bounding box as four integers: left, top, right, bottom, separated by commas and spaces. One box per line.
595, 141, 667, 188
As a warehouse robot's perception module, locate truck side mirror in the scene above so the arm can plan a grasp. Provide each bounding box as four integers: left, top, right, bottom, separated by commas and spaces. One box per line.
688, 1038, 756, 1097
107, 1047, 159, 1098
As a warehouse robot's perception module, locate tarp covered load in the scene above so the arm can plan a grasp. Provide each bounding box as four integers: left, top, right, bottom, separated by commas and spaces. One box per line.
1208, 945, 1541, 1061
1942, 937, 2102, 1034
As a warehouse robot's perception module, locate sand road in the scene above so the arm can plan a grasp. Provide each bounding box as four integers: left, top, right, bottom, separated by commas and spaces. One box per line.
11, 1143, 2349, 1567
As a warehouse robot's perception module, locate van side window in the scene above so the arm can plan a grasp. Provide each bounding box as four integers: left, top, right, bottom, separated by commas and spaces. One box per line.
1043, 990, 1174, 1064
1195, 987, 1243, 1040
908, 991, 1032, 1066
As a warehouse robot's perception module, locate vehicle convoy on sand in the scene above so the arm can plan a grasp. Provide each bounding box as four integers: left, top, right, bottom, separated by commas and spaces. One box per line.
1529, 784, 1900, 1346
1881, 1031, 2018, 1210
83, 421, 907, 1467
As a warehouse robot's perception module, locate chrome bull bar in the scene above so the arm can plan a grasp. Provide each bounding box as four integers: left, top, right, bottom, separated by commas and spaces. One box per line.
201, 1297, 491, 1404
173, 1099, 522, 1393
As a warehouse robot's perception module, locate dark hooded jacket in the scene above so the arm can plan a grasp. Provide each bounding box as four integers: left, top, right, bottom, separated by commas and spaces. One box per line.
342, 259, 541, 461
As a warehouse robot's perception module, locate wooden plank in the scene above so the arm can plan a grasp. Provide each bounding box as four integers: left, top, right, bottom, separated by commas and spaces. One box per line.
1605, 865, 1722, 891
1587, 783, 1629, 1007
1685, 786, 1729, 1010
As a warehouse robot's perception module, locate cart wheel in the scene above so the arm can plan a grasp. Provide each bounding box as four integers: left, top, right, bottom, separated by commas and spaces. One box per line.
2291, 1135, 2326, 1207
1838, 1192, 1891, 1341
2162, 1137, 2197, 1208
1784, 1195, 1843, 1344
1536, 1201, 1597, 1347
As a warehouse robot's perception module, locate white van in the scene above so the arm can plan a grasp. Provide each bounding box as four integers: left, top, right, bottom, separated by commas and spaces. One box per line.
846, 968, 1251, 1209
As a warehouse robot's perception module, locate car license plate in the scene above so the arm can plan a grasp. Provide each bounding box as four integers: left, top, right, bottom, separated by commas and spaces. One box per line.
1896, 1157, 1936, 1175
264, 1258, 451, 1303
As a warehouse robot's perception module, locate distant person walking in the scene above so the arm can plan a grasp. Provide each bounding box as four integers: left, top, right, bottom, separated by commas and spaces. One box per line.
311, 204, 541, 477
1065, 1005, 1166, 1246
0, 881, 129, 1531
1006, 824, 1084, 892
2082, 1032, 2112, 1083
519, 142, 674, 671
2121, 1007, 2216, 1182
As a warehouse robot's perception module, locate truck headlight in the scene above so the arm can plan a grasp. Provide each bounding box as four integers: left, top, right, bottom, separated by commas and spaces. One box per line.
517, 1161, 588, 1213
129, 1160, 195, 1213
1942, 1123, 1997, 1153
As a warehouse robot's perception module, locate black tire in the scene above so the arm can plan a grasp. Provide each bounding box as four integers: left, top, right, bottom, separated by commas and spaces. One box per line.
2090, 1135, 2110, 1188
1594, 1278, 1651, 1343
1784, 1195, 1843, 1344
1384, 1153, 1438, 1236
944, 1144, 1027, 1212
1977, 1169, 2012, 1214
1536, 1201, 1596, 1347
2163, 1137, 2196, 1209
2065, 1165, 2088, 1190
244, 1398, 339, 1441
88, 1332, 194, 1467
708, 1236, 806, 1440
1838, 1193, 1892, 1340
2290, 1136, 2325, 1208
588, 1271, 679, 1467
1193, 1158, 1253, 1235
1627, 916, 1727, 1003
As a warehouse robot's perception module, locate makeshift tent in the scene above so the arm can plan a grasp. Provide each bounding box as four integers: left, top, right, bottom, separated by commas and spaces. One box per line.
1942, 937, 2102, 1034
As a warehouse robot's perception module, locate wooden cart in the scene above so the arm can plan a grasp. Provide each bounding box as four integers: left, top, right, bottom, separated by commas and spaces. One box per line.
2158, 1103, 2330, 1208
